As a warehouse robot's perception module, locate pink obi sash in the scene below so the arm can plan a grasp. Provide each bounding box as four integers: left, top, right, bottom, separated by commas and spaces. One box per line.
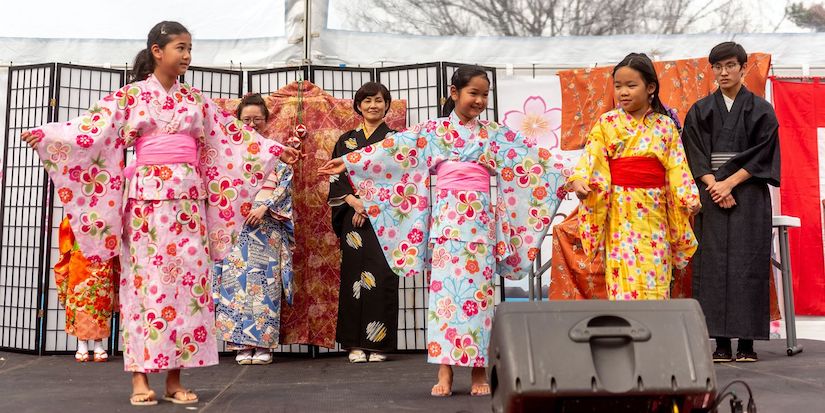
435, 161, 492, 192
123, 133, 199, 179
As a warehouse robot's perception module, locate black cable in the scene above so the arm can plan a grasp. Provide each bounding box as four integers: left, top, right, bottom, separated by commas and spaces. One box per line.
709, 380, 756, 413
710, 391, 736, 412
730, 396, 744, 413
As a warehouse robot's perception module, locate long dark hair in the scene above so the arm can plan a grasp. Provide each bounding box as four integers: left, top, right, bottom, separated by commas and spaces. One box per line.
441, 65, 490, 117
130, 21, 190, 83
236, 93, 270, 121
612, 53, 669, 119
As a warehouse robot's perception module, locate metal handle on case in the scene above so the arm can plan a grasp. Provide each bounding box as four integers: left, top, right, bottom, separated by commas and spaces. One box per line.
568, 316, 652, 342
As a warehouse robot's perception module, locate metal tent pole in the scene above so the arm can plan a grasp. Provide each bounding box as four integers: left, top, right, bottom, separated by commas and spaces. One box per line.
303, 0, 312, 65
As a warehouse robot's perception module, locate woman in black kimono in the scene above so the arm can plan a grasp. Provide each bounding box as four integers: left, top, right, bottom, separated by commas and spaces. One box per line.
328, 82, 398, 363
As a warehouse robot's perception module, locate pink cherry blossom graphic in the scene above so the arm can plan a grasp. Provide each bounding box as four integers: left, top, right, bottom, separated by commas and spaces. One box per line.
502, 96, 561, 149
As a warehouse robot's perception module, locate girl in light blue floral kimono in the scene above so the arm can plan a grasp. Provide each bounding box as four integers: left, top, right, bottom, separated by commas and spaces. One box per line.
319, 66, 571, 397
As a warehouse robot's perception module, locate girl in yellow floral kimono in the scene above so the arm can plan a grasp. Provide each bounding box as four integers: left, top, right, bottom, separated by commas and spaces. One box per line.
567, 53, 700, 300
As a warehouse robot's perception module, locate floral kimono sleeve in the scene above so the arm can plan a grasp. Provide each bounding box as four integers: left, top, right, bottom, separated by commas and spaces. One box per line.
342, 124, 446, 278
265, 163, 294, 221
481, 123, 573, 280
33, 85, 136, 262
565, 119, 611, 261
662, 123, 699, 269
198, 95, 283, 261
268, 163, 295, 304
328, 132, 356, 207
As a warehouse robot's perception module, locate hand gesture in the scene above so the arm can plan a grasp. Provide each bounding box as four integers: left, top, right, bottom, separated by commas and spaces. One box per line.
21, 131, 39, 150
687, 198, 702, 216
346, 195, 367, 227
707, 180, 734, 204
318, 158, 346, 176
244, 205, 269, 227
279, 147, 304, 165
718, 194, 737, 209
352, 211, 367, 228
569, 179, 592, 200
347, 196, 365, 216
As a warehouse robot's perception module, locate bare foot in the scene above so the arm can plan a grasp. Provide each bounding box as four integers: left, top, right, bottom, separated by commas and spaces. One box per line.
431, 364, 454, 397
132, 372, 151, 395
470, 366, 490, 396
130, 373, 157, 405
164, 369, 199, 404
129, 390, 157, 406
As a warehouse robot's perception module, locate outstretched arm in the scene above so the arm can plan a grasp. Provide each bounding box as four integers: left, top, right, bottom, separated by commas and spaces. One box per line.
318, 157, 345, 175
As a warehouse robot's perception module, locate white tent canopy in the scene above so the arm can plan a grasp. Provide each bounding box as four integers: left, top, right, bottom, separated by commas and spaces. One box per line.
0, 0, 301, 67
1, 0, 823, 158
0, 1, 288, 39
1, 0, 823, 69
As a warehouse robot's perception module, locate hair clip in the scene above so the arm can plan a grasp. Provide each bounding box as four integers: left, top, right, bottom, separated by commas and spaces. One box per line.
160, 24, 167, 35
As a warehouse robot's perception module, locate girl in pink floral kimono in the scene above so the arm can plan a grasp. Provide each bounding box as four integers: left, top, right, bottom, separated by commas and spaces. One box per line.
22, 21, 301, 406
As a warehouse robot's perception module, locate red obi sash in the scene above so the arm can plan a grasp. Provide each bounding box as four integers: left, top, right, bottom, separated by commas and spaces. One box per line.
608, 156, 665, 188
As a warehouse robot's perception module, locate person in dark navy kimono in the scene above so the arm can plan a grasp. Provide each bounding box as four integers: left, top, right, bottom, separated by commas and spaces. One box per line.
682, 42, 781, 363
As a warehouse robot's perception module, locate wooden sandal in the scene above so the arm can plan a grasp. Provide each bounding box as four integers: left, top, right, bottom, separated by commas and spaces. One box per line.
163, 389, 199, 405
74, 351, 89, 363
130, 390, 158, 406
93, 349, 108, 362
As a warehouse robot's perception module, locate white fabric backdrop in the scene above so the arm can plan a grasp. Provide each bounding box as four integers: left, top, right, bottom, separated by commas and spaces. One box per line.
495, 75, 581, 297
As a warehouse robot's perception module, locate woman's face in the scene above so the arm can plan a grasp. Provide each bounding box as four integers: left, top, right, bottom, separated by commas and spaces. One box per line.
239, 105, 267, 132
358, 93, 387, 123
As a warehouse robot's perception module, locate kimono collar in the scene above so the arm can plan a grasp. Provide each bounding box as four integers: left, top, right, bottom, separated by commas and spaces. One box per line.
619, 107, 657, 128
359, 121, 387, 140
449, 111, 480, 132
146, 73, 181, 95
714, 84, 749, 108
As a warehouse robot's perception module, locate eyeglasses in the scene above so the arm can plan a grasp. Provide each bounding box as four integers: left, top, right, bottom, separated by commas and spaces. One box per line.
241, 117, 265, 124
711, 63, 740, 73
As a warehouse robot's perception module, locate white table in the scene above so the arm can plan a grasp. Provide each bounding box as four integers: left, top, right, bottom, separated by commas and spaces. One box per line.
529, 215, 805, 357
772, 215, 803, 356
